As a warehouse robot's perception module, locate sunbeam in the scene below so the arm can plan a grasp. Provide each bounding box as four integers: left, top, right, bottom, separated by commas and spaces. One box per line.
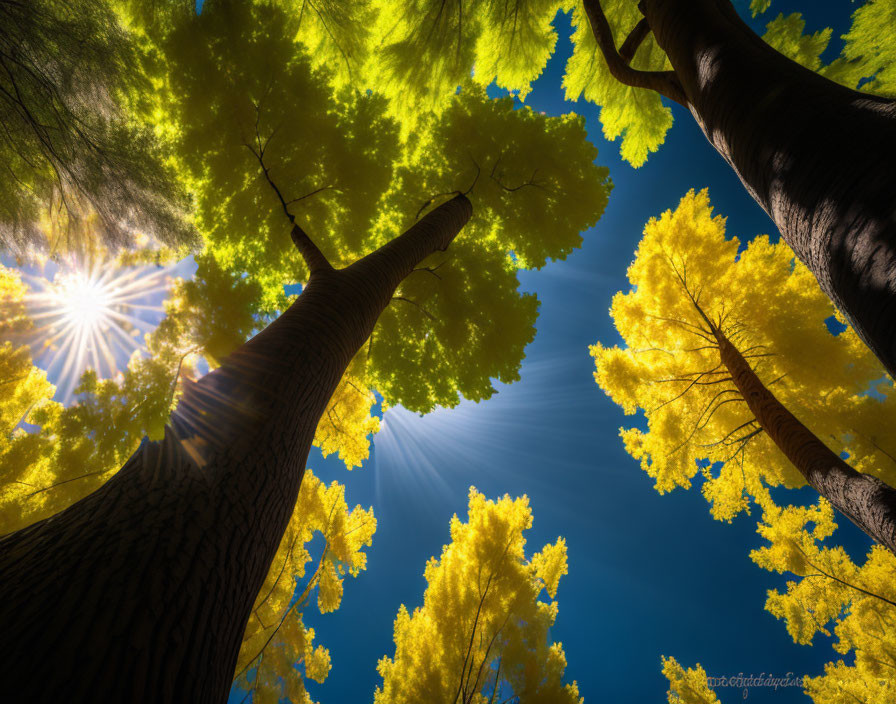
17, 254, 190, 403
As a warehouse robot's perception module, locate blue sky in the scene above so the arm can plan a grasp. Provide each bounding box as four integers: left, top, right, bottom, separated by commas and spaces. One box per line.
279, 2, 872, 703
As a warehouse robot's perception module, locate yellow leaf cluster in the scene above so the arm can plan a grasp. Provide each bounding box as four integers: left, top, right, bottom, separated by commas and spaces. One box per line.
374, 487, 580, 704
592, 189, 894, 524
235, 469, 376, 703
661, 656, 721, 704
750, 502, 896, 701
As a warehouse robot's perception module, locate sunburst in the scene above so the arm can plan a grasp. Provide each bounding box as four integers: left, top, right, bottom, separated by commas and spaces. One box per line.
20, 255, 188, 403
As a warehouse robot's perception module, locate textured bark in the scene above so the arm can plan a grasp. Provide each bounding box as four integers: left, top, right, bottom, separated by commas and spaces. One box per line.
642, 0, 896, 377
715, 328, 896, 556
0, 194, 472, 703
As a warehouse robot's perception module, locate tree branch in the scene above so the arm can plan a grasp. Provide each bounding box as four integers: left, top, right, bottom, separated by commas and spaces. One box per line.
581, 0, 687, 106
243, 104, 333, 276
618, 17, 650, 64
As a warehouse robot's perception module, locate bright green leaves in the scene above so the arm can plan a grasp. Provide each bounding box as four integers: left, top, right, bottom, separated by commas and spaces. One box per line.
285, 0, 375, 87
370, 239, 539, 412
153, 3, 609, 419
475, 0, 565, 99
761, 13, 832, 72
369, 0, 565, 122
374, 487, 580, 704
842, 0, 896, 96
563, 0, 672, 167
158, 1, 400, 301
365, 85, 608, 412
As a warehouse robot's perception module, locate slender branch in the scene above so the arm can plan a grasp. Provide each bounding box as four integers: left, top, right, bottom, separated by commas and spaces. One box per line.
392, 295, 437, 321
243, 105, 333, 275
618, 18, 650, 64
794, 544, 896, 609
581, 0, 686, 106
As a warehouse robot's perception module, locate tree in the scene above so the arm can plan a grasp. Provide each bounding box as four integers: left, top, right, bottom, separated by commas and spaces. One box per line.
0, 260, 378, 704
751, 500, 896, 703
591, 189, 896, 552
664, 500, 896, 703
0, 0, 193, 253
579, 0, 896, 377
661, 657, 721, 704
374, 487, 581, 704
371, 0, 896, 378
0, 2, 610, 700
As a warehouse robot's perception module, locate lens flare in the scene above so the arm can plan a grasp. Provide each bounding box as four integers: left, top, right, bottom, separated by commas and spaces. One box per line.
18, 255, 188, 403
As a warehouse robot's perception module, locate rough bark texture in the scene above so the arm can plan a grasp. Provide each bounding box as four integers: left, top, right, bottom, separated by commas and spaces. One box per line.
716, 328, 896, 556
643, 0, 896, 377
0, 195, 472, 703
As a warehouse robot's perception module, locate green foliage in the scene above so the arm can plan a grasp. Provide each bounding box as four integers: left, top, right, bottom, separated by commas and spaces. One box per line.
153, 1, 608, 415
842, 0, 896, 96
0, 0, 193, 254
563, 0, 672, 167
369, 0, 565, 123
761, 13, 832, 72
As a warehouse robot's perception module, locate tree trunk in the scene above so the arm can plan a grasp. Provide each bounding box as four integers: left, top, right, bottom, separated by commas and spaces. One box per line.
643, 0, 896, 377
715, 327, 896, 556
0, 195, 472, 703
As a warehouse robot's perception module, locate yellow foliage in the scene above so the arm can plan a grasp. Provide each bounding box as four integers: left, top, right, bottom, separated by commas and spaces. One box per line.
374, 487, 580, 704
235, 469, 376, 703
661, 657, 721, 704
592, 189, 894, 524
751, 502, 896, 701
313, 355, 380, 468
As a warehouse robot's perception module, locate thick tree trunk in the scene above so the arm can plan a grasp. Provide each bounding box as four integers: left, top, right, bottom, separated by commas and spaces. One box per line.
643, 0, 896, 377
715, 328, 896, 556
0, 195, 472, 703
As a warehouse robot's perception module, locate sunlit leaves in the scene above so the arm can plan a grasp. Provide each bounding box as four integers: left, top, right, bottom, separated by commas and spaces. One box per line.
158, 1, 399, 299
749, 501, 896, 700
563, 0, 672, 167
592, 189, 894, 523
369, 0, 565, 123
374, 487, 580, 704
761, 13, 832, 72
842, 0, 896, 97
661, 657, 721, 704
152, 3, 608, 421
235, 470, 376, 704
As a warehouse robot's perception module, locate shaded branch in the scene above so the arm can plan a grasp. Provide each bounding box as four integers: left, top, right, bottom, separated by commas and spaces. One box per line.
243, 103, 333, 275
392, 295, 437, 321
581, 0, 686, 106
619, 18, 650, 64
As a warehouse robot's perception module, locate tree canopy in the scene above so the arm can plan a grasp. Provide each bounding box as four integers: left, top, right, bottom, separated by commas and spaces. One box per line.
374, 487, 580, 704
0, 0, 610, 698
0, 0, 193, 253
592, 188, 895, 522
362, 0, 896, 166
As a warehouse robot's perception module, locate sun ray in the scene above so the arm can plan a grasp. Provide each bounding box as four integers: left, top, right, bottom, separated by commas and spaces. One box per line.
15, 253, 194, 404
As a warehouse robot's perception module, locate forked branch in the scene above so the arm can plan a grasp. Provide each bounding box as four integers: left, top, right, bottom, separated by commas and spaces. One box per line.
581, 0, 686, 106
244, 103, 333, 275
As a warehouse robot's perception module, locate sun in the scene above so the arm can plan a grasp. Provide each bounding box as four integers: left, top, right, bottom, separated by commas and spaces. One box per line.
55, 270, 114, 331
19, 254, 190, 403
